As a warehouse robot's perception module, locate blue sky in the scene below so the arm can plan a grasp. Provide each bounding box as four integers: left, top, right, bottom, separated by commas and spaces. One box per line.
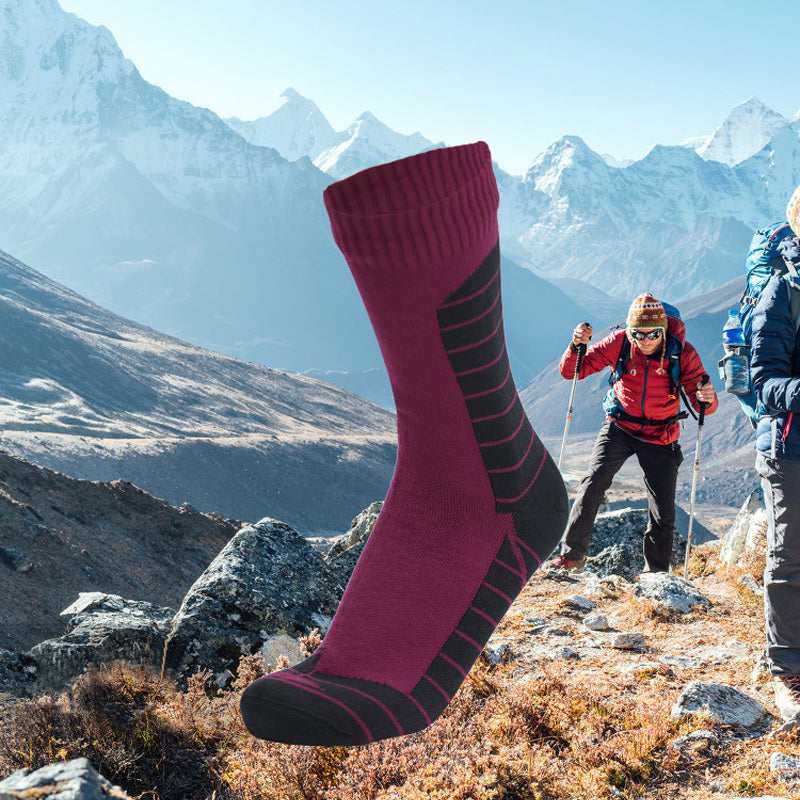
60, 0, 799, 175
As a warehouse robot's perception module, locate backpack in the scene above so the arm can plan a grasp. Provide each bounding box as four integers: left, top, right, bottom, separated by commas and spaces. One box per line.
719, 221, 800, 426
602, 302, 697, 426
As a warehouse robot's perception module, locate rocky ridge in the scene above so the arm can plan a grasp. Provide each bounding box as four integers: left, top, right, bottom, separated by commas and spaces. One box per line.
0, 498, 372, 696
3, 488, 800, 798
0, 448, 239, 652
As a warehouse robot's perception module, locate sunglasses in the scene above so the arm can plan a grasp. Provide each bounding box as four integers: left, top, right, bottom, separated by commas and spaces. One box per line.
629, 328, 663, 341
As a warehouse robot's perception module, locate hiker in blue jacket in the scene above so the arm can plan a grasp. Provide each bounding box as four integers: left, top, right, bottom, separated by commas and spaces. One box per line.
751, 184, 800, 729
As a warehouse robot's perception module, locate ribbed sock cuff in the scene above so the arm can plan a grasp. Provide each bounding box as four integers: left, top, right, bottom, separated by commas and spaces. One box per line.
323, 142, 499, 274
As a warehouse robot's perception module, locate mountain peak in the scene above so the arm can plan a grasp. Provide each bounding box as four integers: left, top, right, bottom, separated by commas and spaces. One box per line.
0, 0, 133, 93
225, 89, 336, 161
279, 87, 314, 106
356, 110, 380, 124
696, 97, 789, 166
527, 135, 603, 175
736, 96, 774, 113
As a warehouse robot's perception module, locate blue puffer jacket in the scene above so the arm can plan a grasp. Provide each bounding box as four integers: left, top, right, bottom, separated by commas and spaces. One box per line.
752, 235, 800, 460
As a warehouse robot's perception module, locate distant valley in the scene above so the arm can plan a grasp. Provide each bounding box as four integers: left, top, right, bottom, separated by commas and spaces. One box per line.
0, 248, 396, 532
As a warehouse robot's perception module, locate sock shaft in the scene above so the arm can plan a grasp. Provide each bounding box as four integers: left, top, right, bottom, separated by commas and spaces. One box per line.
240, 142, 568, 745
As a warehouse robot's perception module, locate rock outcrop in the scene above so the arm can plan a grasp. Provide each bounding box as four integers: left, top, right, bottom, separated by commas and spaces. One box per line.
720, 487, 768, 567
1, 510, 358, 695
0, 649, 36, 698
323, 501, 382, 586
582, 508, 688, 580
0, 450, 240, 653
30, 594, 175, 692
164, 518, 341, 685
0, 758, 131, 800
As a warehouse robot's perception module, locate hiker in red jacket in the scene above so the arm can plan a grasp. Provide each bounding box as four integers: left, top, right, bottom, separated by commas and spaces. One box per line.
549, 292, 718, 573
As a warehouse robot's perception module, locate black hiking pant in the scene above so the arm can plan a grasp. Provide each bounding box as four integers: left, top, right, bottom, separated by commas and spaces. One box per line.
757, 452, 800, 677
561, 420, 683, 572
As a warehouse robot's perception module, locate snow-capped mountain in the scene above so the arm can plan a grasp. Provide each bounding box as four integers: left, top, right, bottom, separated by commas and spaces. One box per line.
497, 117, 800, 304
228, 90, 442, 180
0, 245, 396, 531
5, 0, 800, 405
0, 0, 583, 406
692, 97, 791, 166
226, 87, 337, 162
312, 110, 440, 180
0, 0, 381, 379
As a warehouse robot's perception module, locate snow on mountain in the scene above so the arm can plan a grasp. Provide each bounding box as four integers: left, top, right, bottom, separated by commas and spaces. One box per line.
0, 245, 396, 531
228, 89, 441, 180
225, 88, 337, 162
0, 0, 389, 383
4, 0, 800, 408
313, 110, 441, 179
681, 134, 710, 151
0, 1, 582, 407
736, 121, 800, 221
695, 97, 790, 166
600, 152, 634, 169
497, 114, 800, 306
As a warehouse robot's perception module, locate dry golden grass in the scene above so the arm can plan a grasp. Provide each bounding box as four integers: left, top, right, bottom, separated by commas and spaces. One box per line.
3, 542, 800, 799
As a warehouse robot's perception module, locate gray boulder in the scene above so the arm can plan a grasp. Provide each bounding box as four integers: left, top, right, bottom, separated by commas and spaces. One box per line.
551, 646, 581, 660
324, 501, 382, 587
30, 594, 175, 692
584, 508, 688, 580
611, 632, 645, 650
583, 612, 609, 631
671, 681, 768, 728
563, 594, 595, 612
603, 499, 715, 546
0, 758, 131, 799
165, 518, 340, 684
720, 487, 768, 567
668, 729, 720, 753
634, 573, 712, 617
770, 752, 800, 781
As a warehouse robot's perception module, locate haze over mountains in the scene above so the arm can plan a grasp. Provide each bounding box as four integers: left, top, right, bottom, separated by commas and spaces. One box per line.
0, 246, 396, 532
233, 90, 800, 309
1, 0, 799, 410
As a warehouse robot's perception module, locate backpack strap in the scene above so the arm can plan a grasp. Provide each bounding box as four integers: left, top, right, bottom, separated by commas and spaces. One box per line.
609, 335, 629, 386
608, 333, 698, 420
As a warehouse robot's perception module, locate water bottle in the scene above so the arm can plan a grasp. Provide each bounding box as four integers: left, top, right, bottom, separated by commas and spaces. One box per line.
719, 309, 750, 395
722, 309, 745, 346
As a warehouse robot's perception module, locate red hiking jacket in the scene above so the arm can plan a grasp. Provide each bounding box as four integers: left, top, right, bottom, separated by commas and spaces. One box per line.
559, 328, 718, 446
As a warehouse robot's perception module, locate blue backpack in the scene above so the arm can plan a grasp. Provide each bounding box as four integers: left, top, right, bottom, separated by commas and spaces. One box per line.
719, 221, 800, 425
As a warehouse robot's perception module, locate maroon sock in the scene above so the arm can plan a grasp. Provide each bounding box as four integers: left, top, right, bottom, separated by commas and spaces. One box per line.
240, 142, 567, 745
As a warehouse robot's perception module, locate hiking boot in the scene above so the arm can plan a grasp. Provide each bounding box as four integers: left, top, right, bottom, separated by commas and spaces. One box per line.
547, 555, 584, 573
774, 675, 800, 725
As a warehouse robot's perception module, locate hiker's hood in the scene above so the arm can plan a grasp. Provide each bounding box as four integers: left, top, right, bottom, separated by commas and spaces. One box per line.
778, 234, 800, 266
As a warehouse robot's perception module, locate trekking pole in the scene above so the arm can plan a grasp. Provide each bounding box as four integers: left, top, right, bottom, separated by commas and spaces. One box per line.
557, 324, 591, 471
683, 374, 710, 579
